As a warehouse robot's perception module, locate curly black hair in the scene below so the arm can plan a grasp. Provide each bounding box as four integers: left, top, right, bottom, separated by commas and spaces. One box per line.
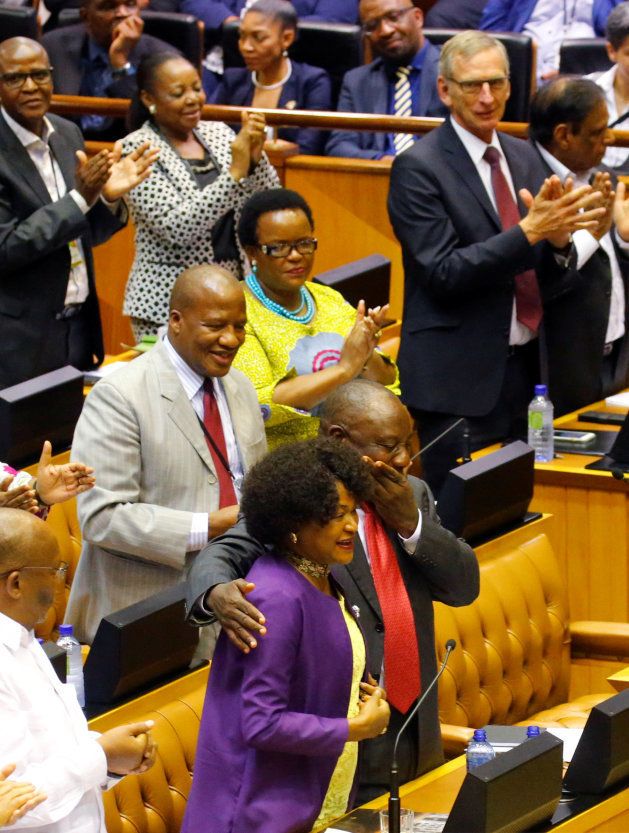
237, 188, 314, 249
241, 438, 372, 550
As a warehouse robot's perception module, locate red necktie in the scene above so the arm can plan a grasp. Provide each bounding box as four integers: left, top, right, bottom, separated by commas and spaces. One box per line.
363, 503, 421, 714
483, 146, 543, 333
202, 380, 237, 509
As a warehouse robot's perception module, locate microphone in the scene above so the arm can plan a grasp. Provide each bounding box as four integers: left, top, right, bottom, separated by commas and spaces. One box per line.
387, 639, 457, 833
611, 468, 626, 481
409, 419, 466, 464
461, 419, 472, 464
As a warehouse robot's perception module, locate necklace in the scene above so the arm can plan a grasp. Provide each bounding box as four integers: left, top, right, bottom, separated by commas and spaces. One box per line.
252, 58, 292, 90
287, 553, 330, 579
246, 272, 315, 323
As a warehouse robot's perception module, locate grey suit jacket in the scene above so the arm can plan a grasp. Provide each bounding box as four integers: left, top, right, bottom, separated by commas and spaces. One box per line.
185, 476, 479, 785
66, 342, 267, 644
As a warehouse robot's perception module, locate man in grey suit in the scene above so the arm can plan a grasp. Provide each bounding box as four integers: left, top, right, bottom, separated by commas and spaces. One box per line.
186, 379, 479, 802
66, 265, 267, 653
326, 0, 448, 159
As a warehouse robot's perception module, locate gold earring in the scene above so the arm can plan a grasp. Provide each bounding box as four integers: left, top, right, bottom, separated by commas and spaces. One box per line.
148, 104, 156, 115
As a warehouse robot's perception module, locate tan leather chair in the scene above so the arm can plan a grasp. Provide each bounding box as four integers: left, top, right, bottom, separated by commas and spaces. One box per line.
35, 498, 81, 642
434, 525, 629, 755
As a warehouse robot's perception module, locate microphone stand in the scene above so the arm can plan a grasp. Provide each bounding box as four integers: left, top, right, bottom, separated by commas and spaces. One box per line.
388, 640, 457, 833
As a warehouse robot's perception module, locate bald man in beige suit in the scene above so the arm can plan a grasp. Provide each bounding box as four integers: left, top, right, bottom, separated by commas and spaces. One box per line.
66, 266, 267, 653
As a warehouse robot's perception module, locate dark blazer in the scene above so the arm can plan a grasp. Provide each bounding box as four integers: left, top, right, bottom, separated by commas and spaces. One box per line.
479, 0, 617, 35
532, 143, 629, 415
185, 477, 479, 791
0, 112, 124, 389
210, 61, 332, 155
425, 0, 486, 28
387, 117, 578, 417
326, 41, 447, 159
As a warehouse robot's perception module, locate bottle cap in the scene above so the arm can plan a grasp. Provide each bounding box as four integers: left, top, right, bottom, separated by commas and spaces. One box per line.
534, 384, 547, 396
58, 624, 73, 636
472, 729, 487, 742
526, 725, 541, 737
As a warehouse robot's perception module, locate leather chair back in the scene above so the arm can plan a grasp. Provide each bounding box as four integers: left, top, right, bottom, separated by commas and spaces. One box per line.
435, 529, 571, 729
313, 254, 391, 311
56, 9, 204, 71
0, 6, 38, 42
559, 38, 613, 76
424, 28, 535, 122
222, 20, 363, 107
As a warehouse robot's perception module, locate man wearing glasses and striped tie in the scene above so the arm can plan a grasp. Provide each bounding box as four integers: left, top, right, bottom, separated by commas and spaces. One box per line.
326, 0, 448, 158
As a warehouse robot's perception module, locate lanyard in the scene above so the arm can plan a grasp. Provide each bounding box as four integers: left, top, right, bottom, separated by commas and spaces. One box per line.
196, 415, 235, 482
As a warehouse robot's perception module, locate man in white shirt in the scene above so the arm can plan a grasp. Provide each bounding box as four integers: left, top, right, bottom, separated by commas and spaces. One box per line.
387, 31, 605, 494
0, 37, 156, 389
530, 76, 629, 414
0, 508, 156, 833
65, 265, 267, 655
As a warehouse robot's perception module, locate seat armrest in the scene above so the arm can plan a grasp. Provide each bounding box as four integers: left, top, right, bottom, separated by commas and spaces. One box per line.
570, 621, 629, 660
440, 723, 474, 758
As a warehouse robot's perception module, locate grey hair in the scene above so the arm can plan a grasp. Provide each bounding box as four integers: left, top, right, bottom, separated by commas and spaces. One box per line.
606, 2, 629, 49
439, 30, 509, 79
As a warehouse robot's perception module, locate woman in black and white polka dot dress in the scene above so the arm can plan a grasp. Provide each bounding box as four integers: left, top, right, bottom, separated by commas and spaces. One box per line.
121, 52, 280, 340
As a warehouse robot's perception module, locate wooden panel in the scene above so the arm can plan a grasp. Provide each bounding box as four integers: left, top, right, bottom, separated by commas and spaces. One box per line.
93, 222, 135, 355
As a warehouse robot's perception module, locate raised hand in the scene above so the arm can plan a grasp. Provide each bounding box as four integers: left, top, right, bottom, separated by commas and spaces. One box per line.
109, 15, 143, 69
589, 171, 614, 241
75, 148, 112, 205
0, 475, 38, 514
36, 441, 95, 506
338, 300, 381, 379
102, 140, 159, 202
613, 180, 629, 242
230, 111, 267, 180
519, 175, 605, 248
362, 456, 418, 539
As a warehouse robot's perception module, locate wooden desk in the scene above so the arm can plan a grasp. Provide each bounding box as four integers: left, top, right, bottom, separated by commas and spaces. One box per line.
607, 666, 629, 693
327, 756, 629, 833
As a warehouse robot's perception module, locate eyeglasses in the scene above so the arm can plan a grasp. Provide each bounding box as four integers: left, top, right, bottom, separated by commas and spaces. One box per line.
258, 237, 318, 258
0, 562, 69, 580
361, 6, 415, 35
0, 69, 54, 90
446, 76, 509, 96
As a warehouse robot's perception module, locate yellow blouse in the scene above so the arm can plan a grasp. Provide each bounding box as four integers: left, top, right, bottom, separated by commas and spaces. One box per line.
233, 281, 400, 450
312, 599, 366, 832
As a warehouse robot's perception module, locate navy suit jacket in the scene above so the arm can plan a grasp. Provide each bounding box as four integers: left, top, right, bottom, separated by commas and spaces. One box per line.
181, 0, 358, 31
0, 113, 124, 388
210, 61, 332, 155
479, 0, 618, 35
326, 41, 447, 159
185, 476, 479, 787
387, 118, 581, 417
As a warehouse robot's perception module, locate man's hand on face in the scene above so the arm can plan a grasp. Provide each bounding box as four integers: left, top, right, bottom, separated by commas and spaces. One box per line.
363, 457, 419, 539
109, 14, 143, 69
207, 580, 267, 654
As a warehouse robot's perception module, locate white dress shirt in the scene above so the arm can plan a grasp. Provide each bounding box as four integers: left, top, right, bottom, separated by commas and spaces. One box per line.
450, 117, 536, 346
536, 143, 627, 345
590, 65, 629, 170
1, 107, 90, 306
163, 336, 245, 551
0, 611, 108, 832
525, 0, 595, 81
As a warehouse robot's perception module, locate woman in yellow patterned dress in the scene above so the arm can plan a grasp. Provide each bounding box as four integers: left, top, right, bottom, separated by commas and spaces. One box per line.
234, 188, 400, 449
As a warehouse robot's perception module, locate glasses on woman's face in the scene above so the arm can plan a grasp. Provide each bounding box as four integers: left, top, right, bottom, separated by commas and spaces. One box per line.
0, 68, 53, 90
257, 238, 318, 258
0, 562, 69, 581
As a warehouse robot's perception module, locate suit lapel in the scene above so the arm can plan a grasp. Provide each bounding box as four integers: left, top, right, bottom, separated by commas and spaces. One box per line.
220, 372, 253, 470
334, 535, 383, 623
0, 114, 53, 206
439, 119, 501, 229
48, 124, 79, 193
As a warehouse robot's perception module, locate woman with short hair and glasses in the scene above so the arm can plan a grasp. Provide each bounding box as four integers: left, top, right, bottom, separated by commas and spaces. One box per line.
234, 187, 399, 449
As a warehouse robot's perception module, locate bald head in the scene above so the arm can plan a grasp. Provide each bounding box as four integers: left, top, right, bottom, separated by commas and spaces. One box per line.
0, 38, 52, 134
319, 381, 415, 473
168, 265, 247, 378
0, 509, 58, 573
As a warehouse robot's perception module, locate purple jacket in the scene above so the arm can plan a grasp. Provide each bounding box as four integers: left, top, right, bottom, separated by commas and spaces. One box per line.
182, 554, 362, 833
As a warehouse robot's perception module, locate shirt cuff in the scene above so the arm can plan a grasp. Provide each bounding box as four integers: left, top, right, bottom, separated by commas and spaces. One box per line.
573, 229, 600, 269
188, 513, 209, 552
69, 189, 90, 214
398, 510, 423, 554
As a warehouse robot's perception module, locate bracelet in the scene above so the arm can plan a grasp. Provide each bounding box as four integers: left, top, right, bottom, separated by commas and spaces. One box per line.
111, 62, 133, 78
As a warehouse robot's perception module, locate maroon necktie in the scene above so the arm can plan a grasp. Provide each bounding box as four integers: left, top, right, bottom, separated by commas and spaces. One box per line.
202, 380, 237, 509
363, 504, 421, 714
483, 146, 543, 333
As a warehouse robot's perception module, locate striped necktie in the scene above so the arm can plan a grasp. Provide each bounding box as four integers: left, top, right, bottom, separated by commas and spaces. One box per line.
393, 66, 415, 155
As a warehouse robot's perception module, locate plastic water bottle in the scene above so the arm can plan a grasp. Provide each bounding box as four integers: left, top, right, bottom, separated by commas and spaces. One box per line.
56, 624, 85, 708
528, 384, 554, 462
526, 725, 541, 739
466, 729, 496, 771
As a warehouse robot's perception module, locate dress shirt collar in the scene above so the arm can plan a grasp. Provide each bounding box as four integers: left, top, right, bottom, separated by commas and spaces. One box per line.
595, 64, 616, 96
0, 610, 31, 652
163, 335, 217, 401
1, 106, 54, 148
449, 115, 502, 166
535, 141, 590, 186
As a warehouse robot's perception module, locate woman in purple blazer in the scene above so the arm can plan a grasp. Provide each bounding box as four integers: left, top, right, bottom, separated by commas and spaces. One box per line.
182, 439, 390, 833
210, 0, 332, 155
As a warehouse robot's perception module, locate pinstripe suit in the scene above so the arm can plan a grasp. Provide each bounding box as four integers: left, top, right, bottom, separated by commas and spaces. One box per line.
66, 341, 266, 646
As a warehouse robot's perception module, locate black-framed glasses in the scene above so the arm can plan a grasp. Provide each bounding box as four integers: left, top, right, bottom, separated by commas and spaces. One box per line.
0, 69, 54, 90
258, 237, 318, 258
0, 562, 69, 580
446, 75, 510, 96
361, 6, 415, 35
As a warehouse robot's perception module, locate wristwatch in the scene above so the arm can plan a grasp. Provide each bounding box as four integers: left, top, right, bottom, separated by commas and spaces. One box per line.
111, 62, 134, 78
